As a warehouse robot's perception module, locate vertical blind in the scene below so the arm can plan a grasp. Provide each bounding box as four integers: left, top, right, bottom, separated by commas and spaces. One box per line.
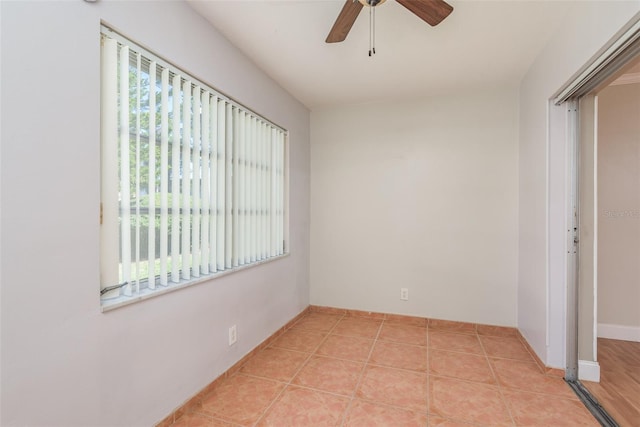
100, 28, 287, 300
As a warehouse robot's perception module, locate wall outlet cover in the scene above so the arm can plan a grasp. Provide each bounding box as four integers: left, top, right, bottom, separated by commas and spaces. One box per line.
228, 325, 237, 346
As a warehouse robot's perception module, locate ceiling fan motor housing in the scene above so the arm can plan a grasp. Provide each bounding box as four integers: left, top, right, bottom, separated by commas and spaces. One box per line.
359, 0, 386, 7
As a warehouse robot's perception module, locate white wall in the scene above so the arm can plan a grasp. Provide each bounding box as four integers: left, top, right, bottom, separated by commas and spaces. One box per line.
518, 3, 640, 368
0, 1, 310, 426
597, 82, 640, 334
310, 88, 519, 327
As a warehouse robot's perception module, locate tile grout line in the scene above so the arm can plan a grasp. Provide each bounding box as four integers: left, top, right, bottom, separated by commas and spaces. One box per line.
428, 328, 504, 426
338, 318, 386, 427
183, 407, 245, 427
251, 311, 346, 427
478, 333, 517, 426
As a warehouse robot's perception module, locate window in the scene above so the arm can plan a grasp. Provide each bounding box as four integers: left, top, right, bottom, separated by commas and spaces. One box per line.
100, 27, 287, 307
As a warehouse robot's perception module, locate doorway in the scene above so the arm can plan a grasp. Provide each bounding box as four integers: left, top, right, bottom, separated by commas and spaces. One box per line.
580, 59, 640, 426
556, 21, 640, 425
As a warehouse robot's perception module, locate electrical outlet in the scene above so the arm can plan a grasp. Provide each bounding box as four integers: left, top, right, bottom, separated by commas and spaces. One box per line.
400, 288, 409, 301
228, 325, 237, 346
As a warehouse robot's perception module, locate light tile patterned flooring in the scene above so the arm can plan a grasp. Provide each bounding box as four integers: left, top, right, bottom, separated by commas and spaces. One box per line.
170, 312, 597, 426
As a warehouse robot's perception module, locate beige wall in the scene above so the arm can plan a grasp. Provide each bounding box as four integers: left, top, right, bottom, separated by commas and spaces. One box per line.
310, 88, 519, 326
1, 2, 310, 425
597, 82, 640, 331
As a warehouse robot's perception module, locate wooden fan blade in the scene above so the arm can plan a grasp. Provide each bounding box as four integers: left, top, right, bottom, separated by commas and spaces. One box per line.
326, 0, 364, 43
396, 0, 453, 26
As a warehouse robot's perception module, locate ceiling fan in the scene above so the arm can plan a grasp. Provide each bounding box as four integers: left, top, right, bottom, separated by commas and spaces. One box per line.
326, 0, 453, 53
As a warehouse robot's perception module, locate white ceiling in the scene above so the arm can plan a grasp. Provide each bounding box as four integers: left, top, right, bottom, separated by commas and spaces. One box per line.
188, 0, 577, 109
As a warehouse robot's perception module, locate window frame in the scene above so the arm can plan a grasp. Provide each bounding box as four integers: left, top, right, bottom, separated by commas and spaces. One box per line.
100, 25, 290, 311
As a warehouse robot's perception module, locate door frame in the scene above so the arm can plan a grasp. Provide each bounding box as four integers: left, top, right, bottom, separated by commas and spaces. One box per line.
553, 15, 640, 381
549, 14, 640, 427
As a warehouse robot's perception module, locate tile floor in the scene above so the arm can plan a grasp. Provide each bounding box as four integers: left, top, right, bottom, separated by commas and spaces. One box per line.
170, 312, 598, 426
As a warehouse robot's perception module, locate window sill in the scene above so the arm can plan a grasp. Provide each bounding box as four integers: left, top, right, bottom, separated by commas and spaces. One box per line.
101, 252, 290, 313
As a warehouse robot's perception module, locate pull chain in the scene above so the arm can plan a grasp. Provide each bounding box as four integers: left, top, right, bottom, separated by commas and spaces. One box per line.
373, 6, 376, 55
369, 5, 373, 56
368, 5, 377, 56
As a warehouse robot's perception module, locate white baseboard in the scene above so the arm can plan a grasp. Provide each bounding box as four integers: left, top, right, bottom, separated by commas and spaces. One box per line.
578, 360, 600, 382
598, 323, 640, 342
